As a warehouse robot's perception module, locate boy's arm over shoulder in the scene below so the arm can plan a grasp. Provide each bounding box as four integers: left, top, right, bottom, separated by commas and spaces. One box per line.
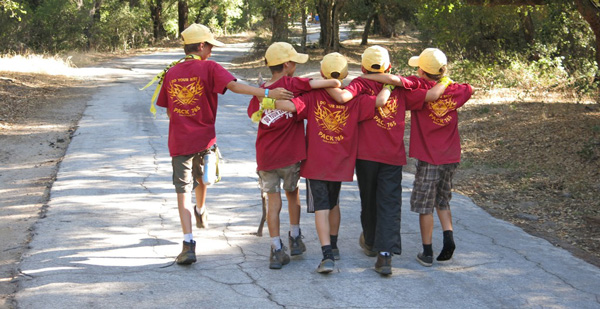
226, 81, 293, 100
309, 79, 341, 89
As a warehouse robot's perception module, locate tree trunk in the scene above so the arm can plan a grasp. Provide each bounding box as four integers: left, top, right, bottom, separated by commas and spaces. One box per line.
361, 12, 376, 45
573, 0, 600, 74
270, 6, 288, 42
150, 0, 166, 41
317, 0, 344, 53
301, 3, 307, 52
377, 12, 393, 37
519, 9, 534, 45
178, 0, 189, 35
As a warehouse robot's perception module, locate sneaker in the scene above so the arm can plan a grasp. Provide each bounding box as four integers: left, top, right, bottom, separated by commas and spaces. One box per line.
416, 252, 433, 267
288, 231, 306, 256
194, 205, 208, 229
375, 254, 392, 275
176, 240, 197, 265
437, 243, 456, 262
316, 258, 335, 273
269, 244, 290, 269
359, 232, 377, 257
332, 248, 340, 260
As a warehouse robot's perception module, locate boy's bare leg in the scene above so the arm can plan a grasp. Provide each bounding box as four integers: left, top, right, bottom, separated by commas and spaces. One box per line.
285, 188, 301, 226
436, 209, 453, 231
177, 192, 193, 234
315, 210, 331, 246
194, 180, 207, 210
329, 205, 340, 236
419, 213, 434, 245
266, 192, 283, 238
192, 179, 208, 228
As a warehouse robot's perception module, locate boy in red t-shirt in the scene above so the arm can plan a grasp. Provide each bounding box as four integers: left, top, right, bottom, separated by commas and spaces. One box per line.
261, 52, 390, 273
155, 24, 293, 265
367, 48, 473, 266
325, 46, 446, 275
407, 48, 472, 266
247, 42, 340, 270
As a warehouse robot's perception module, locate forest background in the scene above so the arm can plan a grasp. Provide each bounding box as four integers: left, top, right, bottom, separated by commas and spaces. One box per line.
0, 0, 599, 272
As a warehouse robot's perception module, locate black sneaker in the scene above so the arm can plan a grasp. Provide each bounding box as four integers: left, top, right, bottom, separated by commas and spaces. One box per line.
332, 248, 340, 260
359, 232, 377, 257
194, 205, 208, 229
288, 231, 306, 256
316, 258, 335, 273
416, 252, 433, 267
176, 240, 197, 265
375, 254, 392, 275
269, 244, 290, 269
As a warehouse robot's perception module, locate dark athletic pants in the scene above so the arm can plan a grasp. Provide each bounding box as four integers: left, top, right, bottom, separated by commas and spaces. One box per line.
355, 159, 403, 254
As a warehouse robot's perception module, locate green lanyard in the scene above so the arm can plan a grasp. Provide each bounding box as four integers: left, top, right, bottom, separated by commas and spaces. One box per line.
140, 54, 202, 117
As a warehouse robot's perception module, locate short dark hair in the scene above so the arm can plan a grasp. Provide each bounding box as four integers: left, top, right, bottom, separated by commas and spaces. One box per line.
184, 43, 202, 54
266, 59, 284, 73
424, 65, 447, 81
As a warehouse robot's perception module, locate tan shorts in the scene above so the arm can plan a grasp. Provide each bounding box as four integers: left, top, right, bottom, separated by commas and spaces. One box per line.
257, 162, 301, 193
172, 148, 212, 193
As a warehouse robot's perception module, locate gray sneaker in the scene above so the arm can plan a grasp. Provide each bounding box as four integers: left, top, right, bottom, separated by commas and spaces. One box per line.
317, 258, 335, 273
269, 244, 290, 269
288, 231, 306, 256
359, 232, 377, 257
194, 205, 208, 229
416, 252, 433, 267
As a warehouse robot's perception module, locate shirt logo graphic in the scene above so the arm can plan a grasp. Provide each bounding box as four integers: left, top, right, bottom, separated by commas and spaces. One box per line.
315, 101, 348, 144
428, 96, 456, 126
261, 109, 294, 126
374, 97, 398, 130
168, 78, 204, 106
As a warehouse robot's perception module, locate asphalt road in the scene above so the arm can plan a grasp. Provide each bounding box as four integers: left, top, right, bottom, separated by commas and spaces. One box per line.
13, 44, 600, 308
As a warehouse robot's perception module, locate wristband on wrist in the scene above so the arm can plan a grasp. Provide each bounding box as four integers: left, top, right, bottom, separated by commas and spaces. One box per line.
261, 97, 276, 110
439, 76, 453, 87
264, 88, 269, 98
383, 84, 395, 91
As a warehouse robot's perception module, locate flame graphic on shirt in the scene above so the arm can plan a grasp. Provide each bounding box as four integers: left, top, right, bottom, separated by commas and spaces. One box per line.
429, 97, 456, 118
168, 79, 204, 106
315, 101, 348, 134
378, 97, 398, 119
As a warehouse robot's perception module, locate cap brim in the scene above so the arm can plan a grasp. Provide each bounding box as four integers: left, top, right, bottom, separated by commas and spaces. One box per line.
292, 53, 309, 64
408, 56, 420, 67
208, 39, 225, 47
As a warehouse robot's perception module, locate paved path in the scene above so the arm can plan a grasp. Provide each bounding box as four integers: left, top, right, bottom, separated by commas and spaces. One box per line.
14, 45, 600, 308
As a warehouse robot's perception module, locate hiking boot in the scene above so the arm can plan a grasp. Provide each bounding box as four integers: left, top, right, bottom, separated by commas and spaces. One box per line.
375, 254, 392, 275
416, 252, 433, 267
269, 244, 290, 269
316, 258, 335, 273
359, 232, 377, 257
194, 205, 208, 229
176, 240, 197, 265
332, 248, 340, 260
288, 231, 306, 256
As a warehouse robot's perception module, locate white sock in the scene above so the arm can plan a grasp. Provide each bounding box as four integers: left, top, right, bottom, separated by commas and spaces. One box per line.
380, 251, 390, 256
184, 233, 193, 243
196, 206, 205, 215
290, 225, 300, 238
271, 236, 282, 250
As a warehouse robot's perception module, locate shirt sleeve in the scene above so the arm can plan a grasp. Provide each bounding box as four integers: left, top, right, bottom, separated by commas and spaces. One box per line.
344, 79, 362, 97
210, 61, 236, 94
247, 95, 260, 118
291, 93, 309, 120
403, 88, 428, 111
353, 95, 376, 122
156, 83, 168, 108
291, 77, 313, 96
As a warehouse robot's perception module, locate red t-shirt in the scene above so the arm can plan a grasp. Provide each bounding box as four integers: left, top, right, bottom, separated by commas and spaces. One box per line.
293, 90, 376, 181
247, 76, 312, 171
156, 59, 236, 157
401, 76, 473, 164
347, 77, 428, 165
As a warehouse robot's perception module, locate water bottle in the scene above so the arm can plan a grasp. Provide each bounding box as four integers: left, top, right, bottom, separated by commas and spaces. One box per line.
202, 151, 217, 186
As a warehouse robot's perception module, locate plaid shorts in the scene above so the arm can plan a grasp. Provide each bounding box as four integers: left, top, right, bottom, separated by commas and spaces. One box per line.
410, 160, 459, 214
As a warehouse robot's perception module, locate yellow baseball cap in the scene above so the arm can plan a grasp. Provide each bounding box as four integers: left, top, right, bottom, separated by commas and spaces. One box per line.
265, 42, 309, 66
361, 45, 391, 73
181, 24, 225, 46
321, 52, 348, 80
408, 48, 447, 75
